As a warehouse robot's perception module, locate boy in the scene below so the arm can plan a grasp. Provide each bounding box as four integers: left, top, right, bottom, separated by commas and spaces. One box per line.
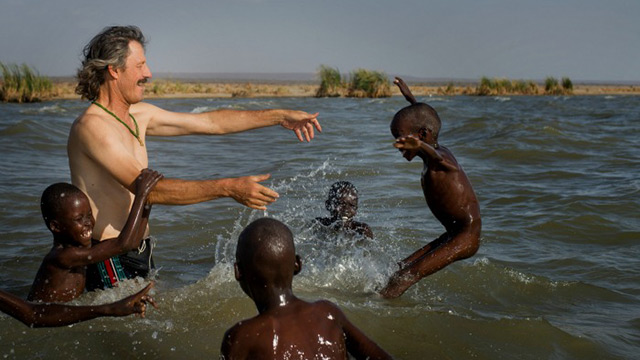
379, 78, 481, 299
221, 218, 391, 360
1, 282, 155, 328
28, 168, 162, 302
314, 181, 373, 239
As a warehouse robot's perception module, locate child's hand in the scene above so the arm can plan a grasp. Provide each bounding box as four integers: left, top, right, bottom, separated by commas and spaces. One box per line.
393, 135, 422, 151
113, 282, 158, 317
135, 168, 163, 197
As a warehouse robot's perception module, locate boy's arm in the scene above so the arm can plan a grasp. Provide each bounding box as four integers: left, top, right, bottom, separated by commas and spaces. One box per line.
0, 283, 155, 328
325, 302, 392, 360
394, 136, 458, 171
55, 169, 162, 268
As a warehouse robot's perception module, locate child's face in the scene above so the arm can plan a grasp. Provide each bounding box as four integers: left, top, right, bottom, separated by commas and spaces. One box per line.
331, 190, 358, 220
53, 194, 95, 247
392, 121, 420, 161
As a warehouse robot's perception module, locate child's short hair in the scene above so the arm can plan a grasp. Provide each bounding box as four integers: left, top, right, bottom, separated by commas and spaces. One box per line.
326, 181, 357, 211
391, 103, 442, 139
390, 77, 442, 139
41, 183, 86, 228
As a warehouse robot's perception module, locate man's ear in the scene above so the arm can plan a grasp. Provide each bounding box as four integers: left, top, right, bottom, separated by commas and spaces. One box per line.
234, 262, 242, 281
107, 64, 119, 80
293, 255, 302, 275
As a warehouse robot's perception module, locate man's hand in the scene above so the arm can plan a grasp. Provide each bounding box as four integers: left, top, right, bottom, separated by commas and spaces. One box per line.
280, 111, 322, 142
228, 174, 279, 210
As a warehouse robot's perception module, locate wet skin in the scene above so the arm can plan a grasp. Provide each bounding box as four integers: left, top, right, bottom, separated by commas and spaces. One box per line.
1, 283, 156, 328
28, 169, 162, 302
221, 218, 390, 360
315, 189, 374, 239
379, 120, 481, 299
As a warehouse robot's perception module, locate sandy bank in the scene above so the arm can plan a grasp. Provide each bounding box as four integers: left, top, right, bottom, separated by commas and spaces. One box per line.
49, 81, 640, 100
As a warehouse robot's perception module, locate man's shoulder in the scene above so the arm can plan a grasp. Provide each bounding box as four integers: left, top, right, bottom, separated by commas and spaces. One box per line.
130, 101, 163, 119
71, 107, 107, 135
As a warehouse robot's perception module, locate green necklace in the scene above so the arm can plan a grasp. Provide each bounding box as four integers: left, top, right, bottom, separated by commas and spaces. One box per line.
92, 101, 144, 146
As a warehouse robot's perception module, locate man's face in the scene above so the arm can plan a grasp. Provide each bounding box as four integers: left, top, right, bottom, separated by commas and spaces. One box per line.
53, 194, 95, 247
116, 41, 152, 104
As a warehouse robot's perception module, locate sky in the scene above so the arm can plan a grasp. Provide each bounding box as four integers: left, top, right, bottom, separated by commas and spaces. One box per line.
1, 0, 639, 82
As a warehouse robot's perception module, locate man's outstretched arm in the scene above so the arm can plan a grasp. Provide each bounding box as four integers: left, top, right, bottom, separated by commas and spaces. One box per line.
148, 174, 278, 210
139, 102, 322, 142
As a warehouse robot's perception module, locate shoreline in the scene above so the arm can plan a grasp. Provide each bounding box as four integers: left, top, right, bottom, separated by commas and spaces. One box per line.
49, 81, 640, 100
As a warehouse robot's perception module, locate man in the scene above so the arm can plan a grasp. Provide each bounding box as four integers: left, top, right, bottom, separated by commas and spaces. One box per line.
68, 26, 322, 285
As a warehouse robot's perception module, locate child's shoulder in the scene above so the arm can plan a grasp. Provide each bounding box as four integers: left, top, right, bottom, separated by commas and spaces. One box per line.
308, 299, 346, 320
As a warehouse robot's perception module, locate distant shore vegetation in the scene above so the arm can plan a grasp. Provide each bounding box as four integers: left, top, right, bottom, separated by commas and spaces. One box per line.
315, 65, 391, 98
2, 62, 634, 103
0, 63, 53, 103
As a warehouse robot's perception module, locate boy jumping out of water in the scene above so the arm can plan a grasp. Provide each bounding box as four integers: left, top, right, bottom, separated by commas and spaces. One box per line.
313, 181, 374, 239
379, 78, 481, 299
28, 168, 162, 303
1, 283, 155, 327
221, 218, 391, 360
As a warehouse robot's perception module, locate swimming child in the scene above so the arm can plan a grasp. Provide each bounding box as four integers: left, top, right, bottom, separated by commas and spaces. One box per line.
1, 282, 156, 327
221, 217, 391, 360
379, 77, 481, 299
28, 168, 162, 302
313, 181, 374, 239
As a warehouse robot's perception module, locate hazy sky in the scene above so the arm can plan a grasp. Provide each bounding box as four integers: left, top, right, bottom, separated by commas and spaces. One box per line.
1, 0, 638, 81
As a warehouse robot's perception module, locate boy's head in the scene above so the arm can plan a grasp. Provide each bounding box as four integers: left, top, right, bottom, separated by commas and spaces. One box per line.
234, 218, 301, 297
325, 181, 358, 220
390, 77, 441, 143
41, 183, 94, 247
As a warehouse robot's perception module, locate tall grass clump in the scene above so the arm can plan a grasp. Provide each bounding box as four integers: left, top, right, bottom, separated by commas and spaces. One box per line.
315, 65, 343, 97
347, 69, 391, 98
544, 76, 573, 95
0, 62, 53, 103
561, 77, 573, 93
544, 76, 562, 95
475, 77, 538, 96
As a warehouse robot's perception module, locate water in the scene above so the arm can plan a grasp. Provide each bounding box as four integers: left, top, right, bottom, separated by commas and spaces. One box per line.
0, 95, 638, 359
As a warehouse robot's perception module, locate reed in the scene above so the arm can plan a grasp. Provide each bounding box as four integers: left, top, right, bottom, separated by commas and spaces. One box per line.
315, 65, 343, 97
0, 62, 53, 103
544, 76, 561, 95
561, 77, 573, 93
347, 69, 391, 98
544, 76, 574, 95
475, 77, 538, 96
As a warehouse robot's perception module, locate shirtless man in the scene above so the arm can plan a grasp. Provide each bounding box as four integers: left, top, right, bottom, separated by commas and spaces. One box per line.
221, 218, 391, 359
379, 78, 481, 299
67, 26, 322, 282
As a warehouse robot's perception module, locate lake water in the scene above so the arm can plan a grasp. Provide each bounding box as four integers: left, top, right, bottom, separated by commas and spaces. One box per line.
0, 94, 638, 359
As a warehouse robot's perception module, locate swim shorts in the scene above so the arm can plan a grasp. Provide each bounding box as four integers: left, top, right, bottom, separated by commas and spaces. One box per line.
86, 237, 156, 291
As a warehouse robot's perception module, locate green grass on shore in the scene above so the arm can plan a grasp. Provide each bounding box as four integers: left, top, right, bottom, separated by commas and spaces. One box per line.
316, 65, 391, 98
0, 62, 53, 103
